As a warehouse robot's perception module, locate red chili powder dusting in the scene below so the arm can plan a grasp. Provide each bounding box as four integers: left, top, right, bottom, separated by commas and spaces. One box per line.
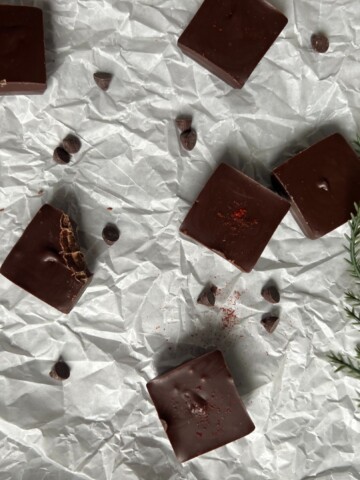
231, 208, 247, 220
221, 308, 237, 329
234, 290, 241, 299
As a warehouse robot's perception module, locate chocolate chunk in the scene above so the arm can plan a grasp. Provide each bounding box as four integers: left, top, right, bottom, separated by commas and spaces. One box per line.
0, 204, 92, 313
311, 33, 329, 53
62, 134, 81, 154
180, 163, 290, 272
102, 223, 120, 245
261, 285, 280, 304
178, 0, 287, 89
176, 116, 192, 132
197, 284, 217, 306
272, 133, 360, 239
49, 359, 70, 381
180, 128, 197, 151
53, 147, 71, 165
147, 350, 255, 462
93, 71, 113, 91
261, 315, 279, 333
0, 5, 46, 95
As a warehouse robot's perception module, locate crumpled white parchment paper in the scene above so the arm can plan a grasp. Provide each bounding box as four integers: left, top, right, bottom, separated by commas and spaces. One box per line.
0, 0, 360, 479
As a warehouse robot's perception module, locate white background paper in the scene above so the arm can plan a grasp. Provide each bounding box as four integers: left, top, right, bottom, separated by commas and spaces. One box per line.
0, 0, 360, 479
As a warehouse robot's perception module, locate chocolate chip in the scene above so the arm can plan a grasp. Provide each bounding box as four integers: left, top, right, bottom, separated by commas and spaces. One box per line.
49, 359, 70, 380
53, 146, 71, 165
176, 116, 192, 132
62, 134, 81, 154
180, 128, 197, 151
197, 284, 217, 307
311, 33, 329, 53
261, 285, 280, 304
261, 315, 279, 333
102, 223, 120, 245
93, 71, 113, 91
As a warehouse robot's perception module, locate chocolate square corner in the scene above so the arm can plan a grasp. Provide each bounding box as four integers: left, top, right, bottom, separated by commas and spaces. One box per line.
0, 5, 47, 95
178, 0, 287, 89
272, 133, 360, 239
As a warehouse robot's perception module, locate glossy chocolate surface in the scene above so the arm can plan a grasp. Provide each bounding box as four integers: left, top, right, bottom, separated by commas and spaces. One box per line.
0, 5, 46, 95
147, 350, 255, 462
272, 134, 360, 239
0, 204, 92, 313
180, 163, 290, 272
178, 0, 287, 89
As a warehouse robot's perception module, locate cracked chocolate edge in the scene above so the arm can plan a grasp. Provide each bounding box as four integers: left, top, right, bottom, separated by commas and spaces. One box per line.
59, 213, 91, 283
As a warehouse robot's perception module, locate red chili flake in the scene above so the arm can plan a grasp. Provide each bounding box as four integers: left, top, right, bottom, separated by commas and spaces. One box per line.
234, 290, 241, 298
107, 207, 113, 211
231, 208, 247, 220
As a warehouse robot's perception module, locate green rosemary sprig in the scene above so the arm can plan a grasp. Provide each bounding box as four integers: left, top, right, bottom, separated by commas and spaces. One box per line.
344, 305, 360, 326
329, 199, 360, 400
354, 135, 360, 156
344, 290, 360, 306
328, 351, 360, 377
344, 203, 360, 279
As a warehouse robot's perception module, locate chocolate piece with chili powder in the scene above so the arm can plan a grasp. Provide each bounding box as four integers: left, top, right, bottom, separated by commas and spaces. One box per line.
147, 350, 255, 462
180, 163, 290, 272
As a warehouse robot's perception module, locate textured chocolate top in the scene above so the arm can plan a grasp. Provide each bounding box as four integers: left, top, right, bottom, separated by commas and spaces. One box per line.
178, 0, 287, 89
180, 163, 290, 272
272, 133, 360, 239
0, 204, 92, 313
147, 350, 255, 462
0, 5, 46, 95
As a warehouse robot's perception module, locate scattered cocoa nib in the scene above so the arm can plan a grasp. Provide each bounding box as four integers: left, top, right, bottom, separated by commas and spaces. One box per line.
176, 115, 192, 133
62, 134, 81, 154
197, 284, 217, 307
53, 146, 71, 165
261, 315, 279, 333
311, 33, 329, 53
261, 285, 280, 304
180, 128, 197, 151
49, 358, 70, 380
102, 223, 120, 245
93, 71, 113, 91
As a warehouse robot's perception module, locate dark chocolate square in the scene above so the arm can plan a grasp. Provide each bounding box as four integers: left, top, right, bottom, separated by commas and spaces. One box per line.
272, 133, 360, 239
147, 350, 255, 462
0, 204, 92, 313
180, 163, 290, 272
0, 5, 46, 95
178, 0, 287, 89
